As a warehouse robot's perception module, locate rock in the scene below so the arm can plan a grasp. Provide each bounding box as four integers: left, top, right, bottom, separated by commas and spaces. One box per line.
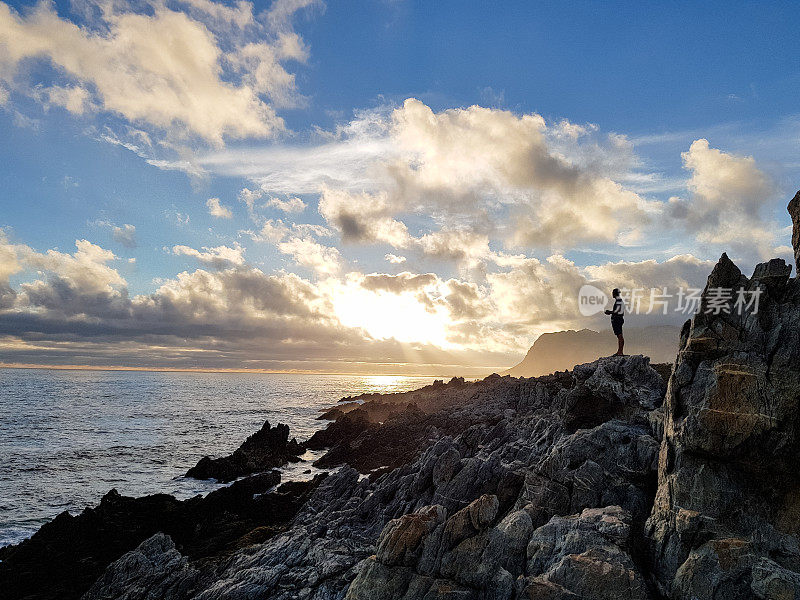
311, 404, 432, 474
483, 509, 533, 577
518, 419, 659, 528
0, 471, 326, 600
7, 333, 672, 599
645, 201, 800, 598
789, 189, 800, 274
376, 505, 447, 567
305, 408, 373, 450
562, 355, 666, 431
751, 257, 792, 287
185, 420, 303, 482
522, 506, 650, 600
82, 533, 200, 600
515, 579, 581, 599
468, 494, 498, 530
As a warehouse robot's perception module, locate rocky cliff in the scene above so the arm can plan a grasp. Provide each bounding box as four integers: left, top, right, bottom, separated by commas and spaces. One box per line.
645, 250, 800, 596
2, 197, 799, 600
79, 353, 667, 600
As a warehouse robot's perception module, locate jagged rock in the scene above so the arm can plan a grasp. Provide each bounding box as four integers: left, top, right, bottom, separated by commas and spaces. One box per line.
348, 495, 509, 600
185, 421, 303, 482
376, 505, 447, 567
305, 408, 373, 449
16, 351, 668, 599
751, 257, 792, 286
789, 190, 800, 273
0, 471, 329, 600
468, 494, 499, 530
352, 502, 651, 600
83, 533, 201, 600
516, 418, 659, 529
311, 403, 432, 474
645, 201, 800, 599
520, 506, 651, 600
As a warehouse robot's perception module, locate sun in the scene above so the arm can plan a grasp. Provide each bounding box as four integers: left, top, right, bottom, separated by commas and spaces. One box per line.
331, 285, 452, 347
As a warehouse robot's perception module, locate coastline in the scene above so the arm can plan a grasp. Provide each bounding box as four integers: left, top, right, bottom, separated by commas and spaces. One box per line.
2, 240, 800, 598
0, 371, 440, 549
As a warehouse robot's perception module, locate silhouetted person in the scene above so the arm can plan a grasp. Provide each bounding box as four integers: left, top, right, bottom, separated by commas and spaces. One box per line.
605, 288, 625, 356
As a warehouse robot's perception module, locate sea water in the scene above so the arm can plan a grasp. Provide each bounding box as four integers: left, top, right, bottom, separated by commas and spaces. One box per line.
0, 368, 437, 547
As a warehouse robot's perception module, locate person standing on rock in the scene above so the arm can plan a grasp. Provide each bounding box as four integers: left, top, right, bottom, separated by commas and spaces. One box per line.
605, 288, 625, 356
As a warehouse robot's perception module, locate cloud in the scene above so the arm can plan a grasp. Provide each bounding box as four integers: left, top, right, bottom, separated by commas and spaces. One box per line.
360, 272, 437, 294
111, 224, 137, 248
0, 229, 738, 372
582, 253, 717, 292
415, 229, 491, 265
266, 195, 306, 213
0, 0, 314, 144
35, 84, 92, 114
443, 279, 490, 321
318, 188, 411, 247
173, 243, 245, 268
388, 99, 651, 248
95, 220, 137, 248
385, 253, 406, 264
0, 230, 20, 308
0, 233, 521, 374
669, 139, 780, 262
206, 197, 233, 219
200, 99, 656, 265
276, 236, 341, 276
250, 219, 341, 276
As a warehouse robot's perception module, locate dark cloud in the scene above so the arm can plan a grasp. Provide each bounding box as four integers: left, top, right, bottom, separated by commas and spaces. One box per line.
360, 272, 437, 294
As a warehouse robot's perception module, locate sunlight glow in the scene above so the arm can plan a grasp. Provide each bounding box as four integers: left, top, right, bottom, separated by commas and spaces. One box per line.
332, 286, 452, 348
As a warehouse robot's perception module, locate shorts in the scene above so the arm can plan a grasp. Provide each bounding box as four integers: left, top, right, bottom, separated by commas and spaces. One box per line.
612, 320, 624, 336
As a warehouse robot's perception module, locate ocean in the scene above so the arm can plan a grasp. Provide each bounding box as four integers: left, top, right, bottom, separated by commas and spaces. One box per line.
0, 368, 438, 548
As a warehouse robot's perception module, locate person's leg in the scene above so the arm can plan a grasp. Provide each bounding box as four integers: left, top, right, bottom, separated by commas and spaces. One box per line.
615, 334, 624, 356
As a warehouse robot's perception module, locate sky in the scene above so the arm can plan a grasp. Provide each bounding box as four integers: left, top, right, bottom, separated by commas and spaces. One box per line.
0, 0, 798, 375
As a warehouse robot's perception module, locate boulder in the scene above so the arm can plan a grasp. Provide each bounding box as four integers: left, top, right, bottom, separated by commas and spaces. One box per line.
521, 506, 650, 600
185, 420, 303, 482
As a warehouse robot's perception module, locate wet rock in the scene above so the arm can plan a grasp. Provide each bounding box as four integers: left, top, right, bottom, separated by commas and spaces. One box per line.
311, 404, 432, 474
185, 421, 303, 482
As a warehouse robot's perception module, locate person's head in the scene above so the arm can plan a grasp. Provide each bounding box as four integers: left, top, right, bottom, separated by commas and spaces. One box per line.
612, 288, 620, 298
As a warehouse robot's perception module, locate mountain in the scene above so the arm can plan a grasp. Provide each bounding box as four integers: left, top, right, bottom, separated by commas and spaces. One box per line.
503, 325, 681, 377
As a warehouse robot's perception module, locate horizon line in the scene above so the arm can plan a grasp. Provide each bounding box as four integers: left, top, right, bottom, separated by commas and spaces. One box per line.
0, 362, 498, 378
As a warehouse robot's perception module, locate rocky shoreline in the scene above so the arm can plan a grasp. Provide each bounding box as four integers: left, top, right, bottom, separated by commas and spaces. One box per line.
1, 196, 799, 599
